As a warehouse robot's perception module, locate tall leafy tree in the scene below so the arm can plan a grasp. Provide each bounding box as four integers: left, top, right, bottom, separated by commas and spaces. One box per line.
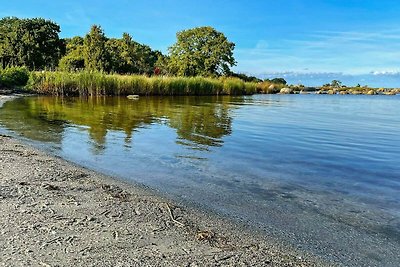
0, 17, 64, 69
84, 25, 108, 71
168, 26, 236, 76
154, 54, 170, 75
105, 32, 160, 74
105, 38, 127, 73
58, 36, 85, 71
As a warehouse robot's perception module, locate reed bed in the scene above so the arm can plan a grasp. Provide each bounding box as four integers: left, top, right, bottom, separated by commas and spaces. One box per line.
27, 71, 258, 96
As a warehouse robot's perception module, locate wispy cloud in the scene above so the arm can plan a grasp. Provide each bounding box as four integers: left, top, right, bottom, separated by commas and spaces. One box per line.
234, 26, 400, 77
63, 8, 91, 27
60, 5, 93, 35
370, 70, 400, 76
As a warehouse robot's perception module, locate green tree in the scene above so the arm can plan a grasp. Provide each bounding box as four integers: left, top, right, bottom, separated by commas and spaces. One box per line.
105, 38, 127, 73
58, 37, 85, 71
229, 72, 262, 83
154, 54, 171, 75
65, 36, 84, 53
168, 26, 236, 76
0, 17, 64, 69
271, 78, 287, 85
331, 80, 342, 88
105, 32, 160, 75
84, 25, 108, 71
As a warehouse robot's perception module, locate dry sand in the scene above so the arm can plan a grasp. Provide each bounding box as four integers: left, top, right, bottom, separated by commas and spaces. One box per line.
0, 133, 333, 267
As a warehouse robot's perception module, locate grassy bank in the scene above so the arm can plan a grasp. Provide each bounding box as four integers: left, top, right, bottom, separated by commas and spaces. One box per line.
26, 71, 258, 96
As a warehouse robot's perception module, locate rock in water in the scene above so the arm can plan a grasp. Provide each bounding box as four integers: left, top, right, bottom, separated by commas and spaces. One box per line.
127, 95, 139, 100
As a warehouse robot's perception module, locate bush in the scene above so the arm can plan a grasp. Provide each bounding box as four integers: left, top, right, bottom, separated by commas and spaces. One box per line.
58, 54, 85, 71
0, 67, 30, 88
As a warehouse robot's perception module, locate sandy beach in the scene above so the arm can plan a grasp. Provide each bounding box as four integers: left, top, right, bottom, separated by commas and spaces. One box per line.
0, 131, 331, 267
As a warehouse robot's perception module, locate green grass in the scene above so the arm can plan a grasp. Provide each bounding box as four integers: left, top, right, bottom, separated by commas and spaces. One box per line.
26, 71, 258, 96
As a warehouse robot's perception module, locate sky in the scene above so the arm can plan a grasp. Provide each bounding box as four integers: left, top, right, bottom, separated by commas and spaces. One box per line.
1, 0, 400, 87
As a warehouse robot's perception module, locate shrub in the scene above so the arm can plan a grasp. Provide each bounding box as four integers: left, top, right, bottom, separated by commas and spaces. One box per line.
0, 67, 30, 88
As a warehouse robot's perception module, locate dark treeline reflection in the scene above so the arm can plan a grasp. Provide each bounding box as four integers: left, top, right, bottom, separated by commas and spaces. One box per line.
0, 96, 241, 150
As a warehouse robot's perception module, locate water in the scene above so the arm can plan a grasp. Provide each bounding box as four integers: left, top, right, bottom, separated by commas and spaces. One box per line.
1, 95, 399, 266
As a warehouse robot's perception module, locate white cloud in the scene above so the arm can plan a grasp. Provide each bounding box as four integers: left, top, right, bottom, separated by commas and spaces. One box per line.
371, 70, 400, 76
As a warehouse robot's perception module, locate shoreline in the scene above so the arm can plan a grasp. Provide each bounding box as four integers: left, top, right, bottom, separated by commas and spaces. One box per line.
0, 134, 328, 266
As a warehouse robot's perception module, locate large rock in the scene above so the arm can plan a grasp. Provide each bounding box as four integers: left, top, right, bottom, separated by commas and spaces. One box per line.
327, 90, 336, 95
280, 88, 293, 94
384, 91, 396, 95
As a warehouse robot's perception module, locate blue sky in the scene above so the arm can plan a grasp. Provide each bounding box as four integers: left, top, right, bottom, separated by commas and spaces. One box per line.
2, 0, 400, 87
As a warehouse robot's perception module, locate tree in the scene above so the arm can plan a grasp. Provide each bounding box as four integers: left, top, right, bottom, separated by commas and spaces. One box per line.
331, 80, 342, 88
64, 36, 84, 53
105, 37, 128, 73
58, 49, 85, 71
271, 78, 287, 85
105, 33, 160, 74
84, 25, 108, 71
0, 17, 64, 69
168, 26, 236, 76
154, 54, 171, 75
229, 72, 262, 83
59, 37, 85, 71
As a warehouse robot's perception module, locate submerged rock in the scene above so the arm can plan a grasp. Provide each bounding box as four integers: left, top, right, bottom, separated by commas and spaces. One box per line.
127, 95, 139, 100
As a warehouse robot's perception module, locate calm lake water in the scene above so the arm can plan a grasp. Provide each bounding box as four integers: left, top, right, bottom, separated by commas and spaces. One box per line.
1, 95, 399, 266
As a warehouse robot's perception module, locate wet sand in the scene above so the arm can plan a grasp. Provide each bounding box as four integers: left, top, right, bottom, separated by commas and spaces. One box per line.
0, 133, 329, 266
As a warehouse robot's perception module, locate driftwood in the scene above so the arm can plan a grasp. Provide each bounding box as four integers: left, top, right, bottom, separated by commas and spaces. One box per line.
165, 203, 185, 227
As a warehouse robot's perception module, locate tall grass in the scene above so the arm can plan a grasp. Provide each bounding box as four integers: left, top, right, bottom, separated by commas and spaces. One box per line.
27, 71, 258, 96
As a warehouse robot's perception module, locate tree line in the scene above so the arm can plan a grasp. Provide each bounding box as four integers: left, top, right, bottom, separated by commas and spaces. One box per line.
0, 17, 245, 78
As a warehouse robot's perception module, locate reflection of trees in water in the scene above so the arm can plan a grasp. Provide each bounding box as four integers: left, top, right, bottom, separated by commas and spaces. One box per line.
0, 98, 65, 143
0, 96, 240, 151
169, 99, 233, 148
